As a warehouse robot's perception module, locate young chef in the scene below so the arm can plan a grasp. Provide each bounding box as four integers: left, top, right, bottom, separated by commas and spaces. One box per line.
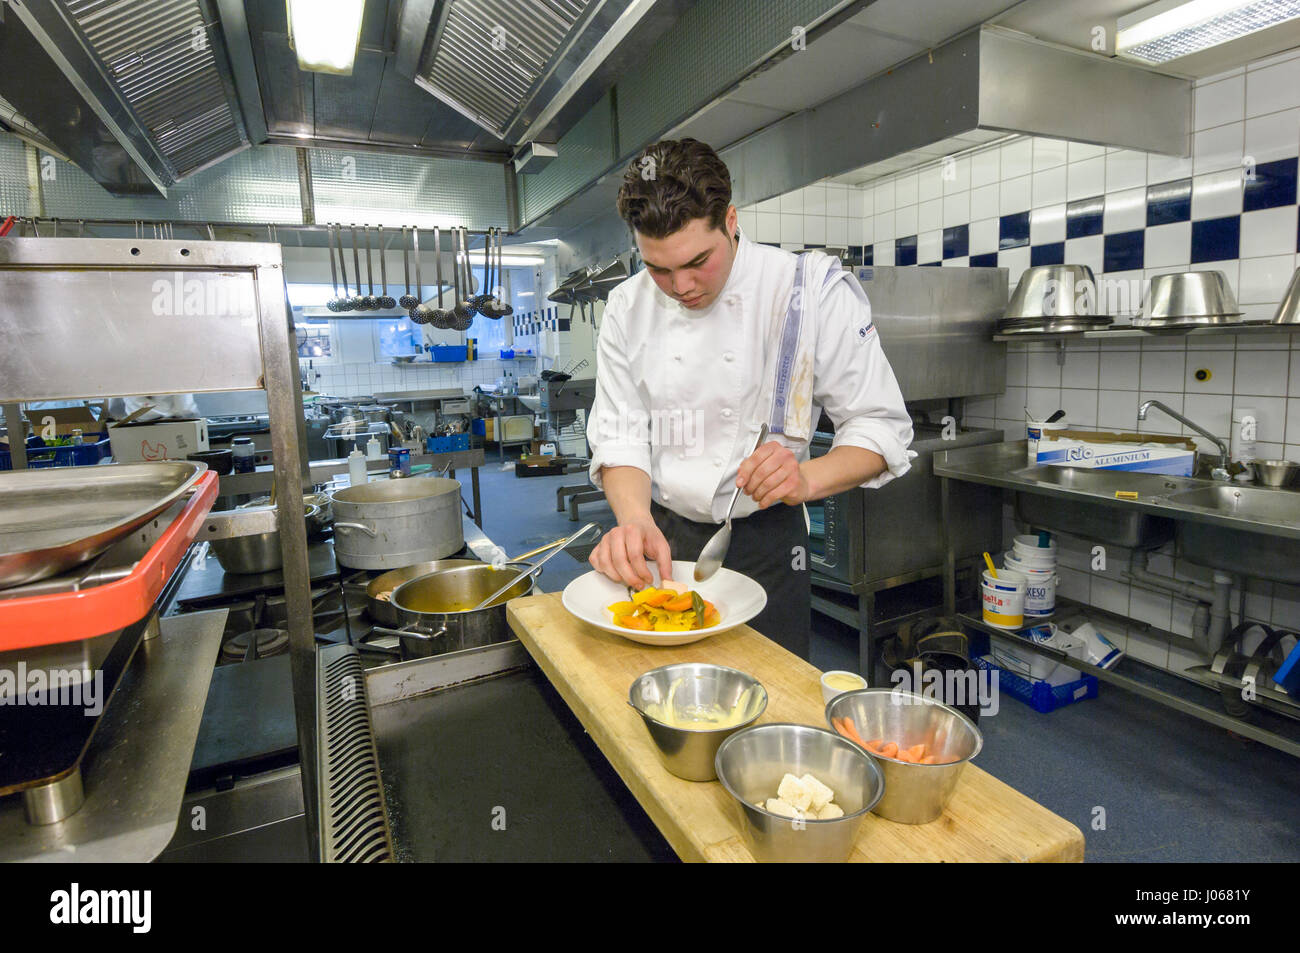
585, 139, 913, 658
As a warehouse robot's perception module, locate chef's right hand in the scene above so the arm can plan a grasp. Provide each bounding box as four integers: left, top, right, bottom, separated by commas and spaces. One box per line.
589, 515, 673, 590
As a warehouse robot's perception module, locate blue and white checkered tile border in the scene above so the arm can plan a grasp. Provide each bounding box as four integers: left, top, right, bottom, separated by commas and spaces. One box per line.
511, 306, 563, 335
865, 155, 1299, 273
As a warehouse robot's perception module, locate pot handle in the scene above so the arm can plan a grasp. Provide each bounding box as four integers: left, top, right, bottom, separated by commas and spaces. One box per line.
370, 624, 449, 643
334, 521, 378, 537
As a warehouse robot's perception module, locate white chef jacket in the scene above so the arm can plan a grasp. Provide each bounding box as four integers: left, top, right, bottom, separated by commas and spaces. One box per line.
586, 230, 913, 524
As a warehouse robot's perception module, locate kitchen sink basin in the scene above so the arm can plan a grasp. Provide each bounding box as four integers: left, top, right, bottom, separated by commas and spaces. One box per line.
1167, 485, 1300, 584
1010, 466, 1179, 548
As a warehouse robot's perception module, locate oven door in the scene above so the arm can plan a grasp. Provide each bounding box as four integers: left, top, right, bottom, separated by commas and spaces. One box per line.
807, 434, 864, 589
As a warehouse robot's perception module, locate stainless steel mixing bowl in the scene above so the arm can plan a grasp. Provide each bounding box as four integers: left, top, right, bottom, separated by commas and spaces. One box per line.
714, 723, 884, 862
826, 688, 981, 824
628, 663, 767, 781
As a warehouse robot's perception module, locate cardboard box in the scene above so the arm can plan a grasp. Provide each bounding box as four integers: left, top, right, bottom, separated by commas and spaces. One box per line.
27, 403, 107, 439
1034, 428, 1196, 476
109, 418, 209, 463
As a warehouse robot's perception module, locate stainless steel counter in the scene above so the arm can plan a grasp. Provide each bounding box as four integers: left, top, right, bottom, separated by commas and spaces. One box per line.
934, 440, 1300, 544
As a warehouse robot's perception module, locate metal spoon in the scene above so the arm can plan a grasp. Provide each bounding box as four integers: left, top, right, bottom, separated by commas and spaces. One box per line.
408, 228, 434, 324
470, 522, 601, 610
452, 227, 477, 328
490, 226, 513, 318
471, 226, 493, 311
348, 224, 367, 310
377, 225, 396, 309
398, 226, 418, 309
694, 423, 770, 583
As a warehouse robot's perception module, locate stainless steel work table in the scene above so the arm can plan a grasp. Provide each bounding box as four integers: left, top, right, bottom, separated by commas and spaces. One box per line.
933, 440, 1300, 757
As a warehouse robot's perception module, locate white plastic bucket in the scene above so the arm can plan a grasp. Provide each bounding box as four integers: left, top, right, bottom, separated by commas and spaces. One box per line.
981, 569, 1027, 629
1012, 534, 1057, 566
1019, 568, 1057, 618
1026, 420, 1068, 464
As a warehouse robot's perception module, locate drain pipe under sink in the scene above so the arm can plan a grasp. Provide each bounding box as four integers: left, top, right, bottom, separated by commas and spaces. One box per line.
1124, 551, 1233, 657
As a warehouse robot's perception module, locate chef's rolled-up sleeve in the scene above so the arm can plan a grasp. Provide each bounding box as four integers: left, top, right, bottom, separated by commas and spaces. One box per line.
585, 296, 652, 490
813, 278, 915, 489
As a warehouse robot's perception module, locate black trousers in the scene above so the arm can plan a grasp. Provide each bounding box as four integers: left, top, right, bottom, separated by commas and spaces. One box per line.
651, 500, 811, 660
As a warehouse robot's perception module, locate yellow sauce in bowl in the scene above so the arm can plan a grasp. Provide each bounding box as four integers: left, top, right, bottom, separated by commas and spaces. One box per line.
823, 672, 866, 692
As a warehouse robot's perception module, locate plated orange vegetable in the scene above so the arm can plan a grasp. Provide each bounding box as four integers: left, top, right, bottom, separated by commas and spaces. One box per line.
608, 585, 721, 631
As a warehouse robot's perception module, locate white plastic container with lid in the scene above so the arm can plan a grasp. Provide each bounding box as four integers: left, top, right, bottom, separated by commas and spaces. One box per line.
347, 449, 368, 487
1012, 534, 1057, 567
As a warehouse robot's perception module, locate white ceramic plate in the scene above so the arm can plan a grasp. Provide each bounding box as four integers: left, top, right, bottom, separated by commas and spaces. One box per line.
561, 560, 768, 646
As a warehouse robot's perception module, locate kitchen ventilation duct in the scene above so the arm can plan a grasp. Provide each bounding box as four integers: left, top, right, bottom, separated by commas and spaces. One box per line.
0, 0, 249, 196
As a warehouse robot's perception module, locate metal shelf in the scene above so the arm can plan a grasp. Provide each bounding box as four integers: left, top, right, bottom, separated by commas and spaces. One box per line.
993, 321, 1291, 343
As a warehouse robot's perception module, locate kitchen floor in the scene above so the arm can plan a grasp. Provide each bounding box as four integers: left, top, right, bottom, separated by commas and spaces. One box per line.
481, 455, 1300, 863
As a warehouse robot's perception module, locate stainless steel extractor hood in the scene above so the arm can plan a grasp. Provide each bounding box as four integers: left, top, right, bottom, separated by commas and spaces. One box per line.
400, 0, 695, 146
0, 0, 249, 196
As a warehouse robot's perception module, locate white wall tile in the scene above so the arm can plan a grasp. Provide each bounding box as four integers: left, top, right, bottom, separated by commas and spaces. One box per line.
1092, 575, 1131, 617
1234, 350, 1290, 397
1190, 169, 1244, 219
780, 190, 803, 214
1059, 387, 1098, 426
1000, 174, 1031, 214
1068, 141, 1106, 164
1244, 107, 1300, 164
944, 256, 970, 268
780, 213, 804, 244
1033, 138, 1068, 170
1067, 156, 1106, 201
803, 184, 827, 215
1096, 390, 1135, 429
1240, 206, 1299, 259
874, 241, 895, 266
971, 148, 1000, 187
1182, 393, 1233, 438
943, 191, 970, 227
1239, 254, 1297, 304
1144, 221, 1191, 268
914, 198, 939, 235
1104, 187, 1147, 233
1148, 151, 1194, 183
1130, 587, 1174, 632
874, 180, 895, 213
1001, 138, 1033, 180
969, 183, 999, 222
1194, 74, 1245, 130
1250, 395, 1288, 442
918, 229, 942, 264
804, 215, 826, 244
1290, 355, 1300, 401
1032, 166, 1067, 206
757, 196, 781, 214
895, 204, 918, 237
1061, 350, 1100, 389
995, 385, 1027, 419
1029, 204, 1066, 245
826, 217, 848, 246
874, 210, 894, 242
1184, 348, 1236, 393
943, 155, 971, 193
1140, 349, 1188, 391
1106, 150, 1148, 191
1025, 386, 1061, 420
1245, 56, 1300, 118
1192, 122, 1244, 175
848, 219, 864, 245
1135, 391, 1184, 436
1064, 234, 1104, 276
895, 172, 919, 207
1005, 348, 1027, 387
1235, 329, 1292, 349
1027, 349, 1061, 387
756, 211, 780, 243
918, 164, 944, 201
1099, 350, 1141, 390
848, 187, 868, 219
825, 186, 849, 218
999, 245, 1031, 288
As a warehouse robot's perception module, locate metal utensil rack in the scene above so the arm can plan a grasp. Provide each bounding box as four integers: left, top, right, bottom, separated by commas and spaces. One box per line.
0, 237, 322, 855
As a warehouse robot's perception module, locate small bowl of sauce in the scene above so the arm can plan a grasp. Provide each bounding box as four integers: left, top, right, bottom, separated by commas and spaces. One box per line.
820, 670, 867, 705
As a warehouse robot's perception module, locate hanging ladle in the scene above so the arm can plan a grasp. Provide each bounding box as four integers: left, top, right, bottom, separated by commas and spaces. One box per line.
471, 227, 494, 312
325, 223, 345, 312
451, 227, 475, 331
348, 224, 367, 310
398, 226, 419, 309
409, 228, 435, 324
430, 225, 456, 329
333, 223, 356, 312
377, 225, 397, 309
481, 227, 513, 319
361, 225, 380, 310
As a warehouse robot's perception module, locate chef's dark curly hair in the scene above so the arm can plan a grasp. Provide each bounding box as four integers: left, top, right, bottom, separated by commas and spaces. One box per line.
617, 139, 731, 239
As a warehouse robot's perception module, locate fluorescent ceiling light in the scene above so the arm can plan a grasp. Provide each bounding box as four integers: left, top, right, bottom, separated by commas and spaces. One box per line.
1117, 0, 1300, 64
457, 254, 546, 266
287, 0, 365, 75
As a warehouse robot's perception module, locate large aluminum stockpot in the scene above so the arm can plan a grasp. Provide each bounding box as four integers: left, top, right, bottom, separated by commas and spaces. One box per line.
329, 477, 464, 570
376, 563, 535, 659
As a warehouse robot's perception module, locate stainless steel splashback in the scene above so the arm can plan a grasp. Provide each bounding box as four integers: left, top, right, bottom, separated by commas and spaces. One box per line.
855, 265, 1007, 402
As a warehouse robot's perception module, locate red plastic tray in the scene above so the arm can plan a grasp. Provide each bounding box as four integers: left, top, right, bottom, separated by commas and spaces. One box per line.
0, 470, 218, 651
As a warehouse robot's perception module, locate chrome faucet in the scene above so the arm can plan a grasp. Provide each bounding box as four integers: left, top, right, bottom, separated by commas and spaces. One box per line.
1138, 399, 1231, 481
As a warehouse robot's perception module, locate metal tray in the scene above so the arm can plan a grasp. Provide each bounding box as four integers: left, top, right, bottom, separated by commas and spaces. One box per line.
0, 461, 206, 590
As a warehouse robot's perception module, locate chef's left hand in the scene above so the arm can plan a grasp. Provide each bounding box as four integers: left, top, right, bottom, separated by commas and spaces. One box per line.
737, 440, 810, 508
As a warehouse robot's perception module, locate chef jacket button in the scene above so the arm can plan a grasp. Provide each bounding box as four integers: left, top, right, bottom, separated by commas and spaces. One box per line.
674, 354, 683, 362
723, 352, 734, 362
713, 458, 723, 467
726, 295, 739, 306
679, 452, 686, 460
722, 408, 733, 418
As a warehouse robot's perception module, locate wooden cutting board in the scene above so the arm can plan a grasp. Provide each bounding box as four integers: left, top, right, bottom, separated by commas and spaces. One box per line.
506, 592, 1085, 863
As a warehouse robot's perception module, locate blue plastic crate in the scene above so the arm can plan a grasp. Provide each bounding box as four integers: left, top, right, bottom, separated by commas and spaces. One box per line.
0, 434, 111, 470
426, 435, 453, 454
471, 418, 486, 436
974, 655, 1098, 713
449, 433, 470, 451
430, 345, 468, 362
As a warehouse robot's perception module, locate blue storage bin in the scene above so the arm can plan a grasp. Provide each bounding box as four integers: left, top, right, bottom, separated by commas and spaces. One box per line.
449, 433, 470, 451
974, 655, 1098, 713
0, 434, 111, 471
426, 435, 453, 454
471, 418, 486, 436
430, 345, 468, 362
